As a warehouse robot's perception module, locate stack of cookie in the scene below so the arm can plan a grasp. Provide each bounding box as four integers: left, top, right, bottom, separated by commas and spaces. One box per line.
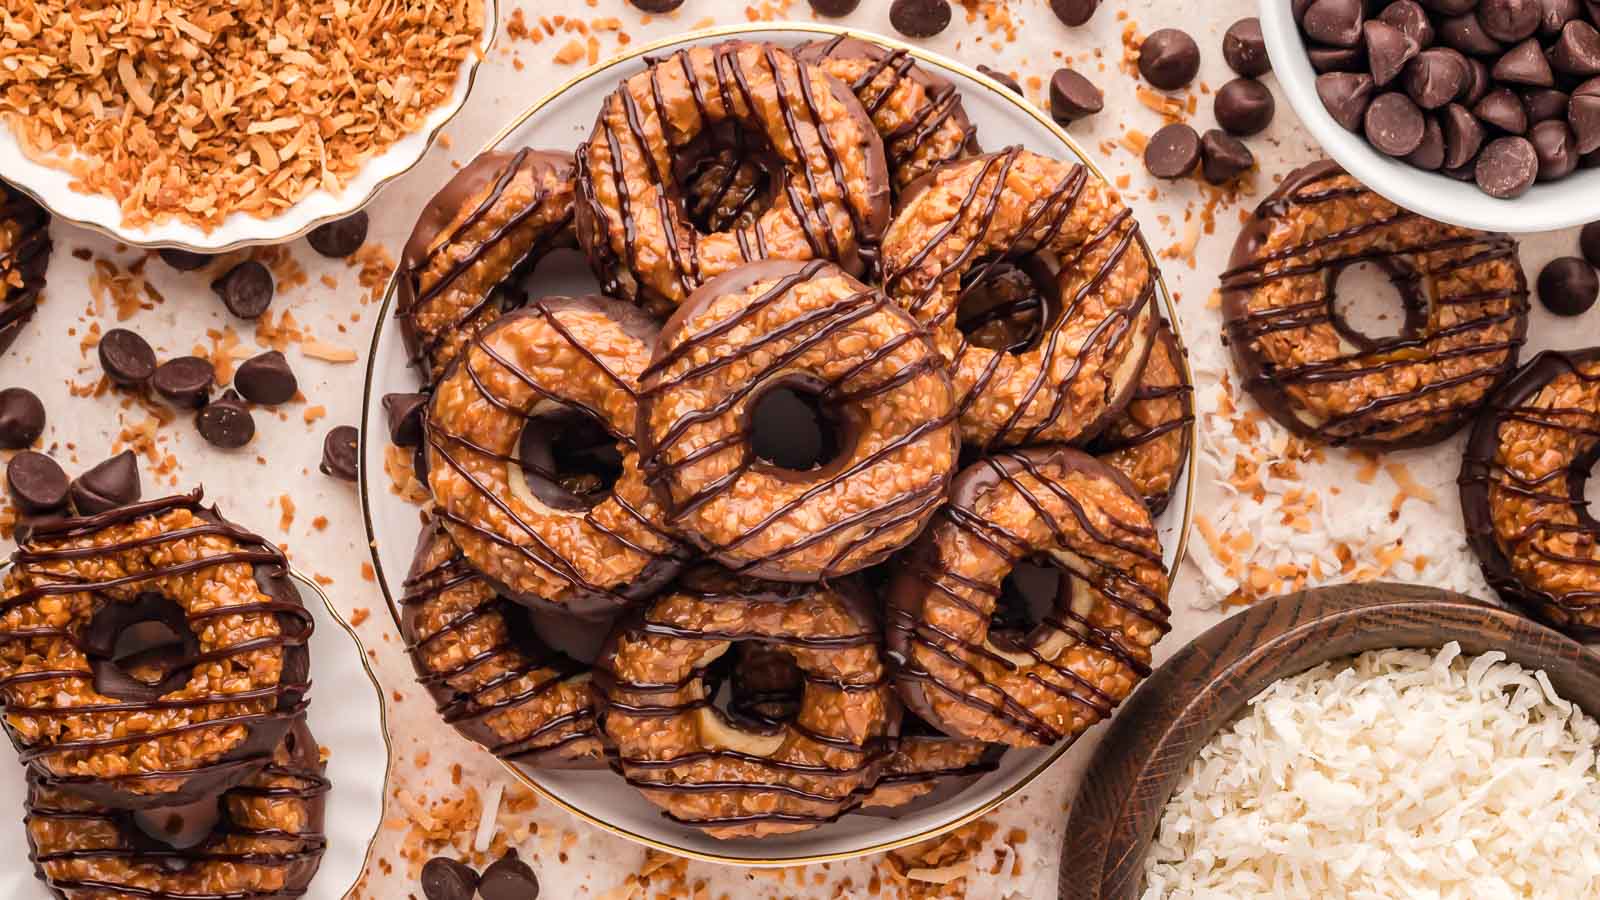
385, 36, 1189, 839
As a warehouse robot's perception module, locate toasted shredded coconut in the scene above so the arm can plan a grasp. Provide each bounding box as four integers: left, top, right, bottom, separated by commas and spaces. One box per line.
1144, 643, 1600, 899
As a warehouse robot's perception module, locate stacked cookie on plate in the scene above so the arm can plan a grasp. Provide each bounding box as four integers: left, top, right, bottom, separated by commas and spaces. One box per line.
385, 36, 1190, 840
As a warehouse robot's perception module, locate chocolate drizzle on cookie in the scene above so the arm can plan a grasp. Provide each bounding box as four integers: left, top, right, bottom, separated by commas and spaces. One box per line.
0, 181, 52, 357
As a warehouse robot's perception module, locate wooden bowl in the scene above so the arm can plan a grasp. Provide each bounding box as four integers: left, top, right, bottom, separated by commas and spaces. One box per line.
1060, 582, 1600, 899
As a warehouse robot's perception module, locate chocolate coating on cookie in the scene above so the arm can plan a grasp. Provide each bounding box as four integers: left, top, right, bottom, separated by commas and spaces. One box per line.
0, 179, 51, 357
1088, 316, 1194, 516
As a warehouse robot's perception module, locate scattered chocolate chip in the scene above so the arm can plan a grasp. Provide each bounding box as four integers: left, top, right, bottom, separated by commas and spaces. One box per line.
157, 248, 212, 271
1310, 45, 1368, 71
211, 261, 274, 319
478, 849, 539, 900
1200, 129, 1256, 183
233, 351, 298, 405
1379, 1, 1437, 48
69, 450, 141, 516
1541, 0, 1583, 37
1581, 221, 1600, 266
1478, 0, 1542, 42
420, 857, 480, 900
1570, 77, 1600, 152
1494, 37, 1556, 86
1440, 14, 1505, 56
1462, 57, 1493, 105
1523, 87, 1570, 122
1531, 118, 1580, 177
320, 425, 359, 481
196, 390, 255, 449
1215, 78, 1276, 135
1366, 91, 1429, 154
1407, 115, 1449, 168
889, 0, 951, 37
1139, 28, 1201, 90
0, 387, 45, 449
1475, 134, 1541, 196
151, 356, 215, 409
1366, 20, 1422, 84
1050, 0, 1099, 26
1552, 19, 1600, 74
807, 0, 860, 15
1224, 18, 1272, 76
382, 392, 428, 447
97, 328, 157, 388
978, 65, 1023, 94
1475, 86, 1531, 132
1049, 68, 1104, 122
1144, 123, 1202, 178
626, 0, 683, 11
1303, 0, 1366, 46
306, 212, 369, 258
6, 451, 67, 514
1537, 255, 1600, 313
1443, 102, 1488, 167
1319, 71, 1378, 130
1405, 48, 1468, 108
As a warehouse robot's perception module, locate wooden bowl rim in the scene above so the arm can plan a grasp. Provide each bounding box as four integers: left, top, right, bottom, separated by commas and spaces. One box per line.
1060, 581, 1600, 899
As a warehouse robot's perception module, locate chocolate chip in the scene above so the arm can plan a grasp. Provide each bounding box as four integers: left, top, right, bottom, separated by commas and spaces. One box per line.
1139, 28, 1201, 90
69, 450, 141, 516
1200, 129, 1256, 183
626, 0, 683, 10
0, 387, 44, 449
478, 849, 539, 900
1582, 221, 1600, 266
1224, 18, 1272, 76
1494, 37, 1556, 86
211, 261, 274, 319
1367, 91, 1429, 153
151, 356, 214, 409
157, 248, 212, 271
1366, 19, 1422, 84
1463, 57, 1493, 105
1319, 71, 1378, 130
320, 425, 359, 481
1050, 0, 1099, 26
1475, 134, 1541, 195
1569, 77, 1600, 151
1216, 78, 1276, 135
889, 0, 951, 37
1537, 256, 1600, 313
807, 0, 860, 15
420, 857, 480, 900
1524, 87, 1571, 122
1049, 68, 1104, 122
306, 212, 369, 258
1476, 86, 1531, 132
1144, 123, 1201, 178
6, 452, 67, 514
1303, 0, 1365, 46
1407, 115, 1449, 167
1531, 118, 1580, 176
382, 392, 428, 447
1552, 20, 1600, 74
1440, 14, 1505, 55
97, 328, 157, 388
1405, 48, 1469, 108
1379, 1, 1437, 48
1310, 45, 1368, 71
196, 390, 255, 449
1541, 0, 1583, 37
1478, 0, 1543, 42
978, 65, 1023, 94
233, 351, 298, 405
1443, 102, 1488, 166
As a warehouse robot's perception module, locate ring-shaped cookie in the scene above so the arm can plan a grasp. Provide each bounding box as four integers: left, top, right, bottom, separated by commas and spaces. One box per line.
881, 148, 1158, 449
887, 447, 1171, 746
593, 570, 897, 839
576, 40, 891, 311
1087, 317, 1194, 516
0, 491, 312, 809
1222, 160, 1529, 448
637, 259, 959, 582
425, 296, 684, 615
0, 178, 51, 358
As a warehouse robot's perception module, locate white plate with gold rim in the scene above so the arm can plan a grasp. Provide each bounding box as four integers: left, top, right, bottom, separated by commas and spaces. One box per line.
357, 21, 1195, 866
0, 569, 388, 899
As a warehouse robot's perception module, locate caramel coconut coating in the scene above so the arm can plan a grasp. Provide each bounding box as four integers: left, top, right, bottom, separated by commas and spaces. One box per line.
0, 492, 311, 809
888, 447, 1171, 746
795, 36, 980, 195
1461, 349, 1600, 638
1222, 161, 1529, 448
398, 148, 577, 383
575, 40, 891, 312
1087, 317, 1194, 516
26, 717, 328, 900
0, 178, 51, 357
593, 570, 898, 839
638, 259, 959, 582
881, 148, 1157, 449
399, 520, 605, 767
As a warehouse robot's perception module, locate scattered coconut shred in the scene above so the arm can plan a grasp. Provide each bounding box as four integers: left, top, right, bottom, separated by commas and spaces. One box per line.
1143, 643, 1600, 899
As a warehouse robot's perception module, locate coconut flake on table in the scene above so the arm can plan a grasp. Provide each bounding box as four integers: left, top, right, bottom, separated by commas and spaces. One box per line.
1142, 642, 1600, 899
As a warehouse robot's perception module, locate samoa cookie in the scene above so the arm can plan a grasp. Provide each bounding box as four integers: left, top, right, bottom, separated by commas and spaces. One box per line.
1087, 316, 1194, 516
0, 178, 51, 357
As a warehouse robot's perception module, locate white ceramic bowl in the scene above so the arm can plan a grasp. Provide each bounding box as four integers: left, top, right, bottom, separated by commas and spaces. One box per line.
0, 1, 496, 253
358, 22, 1196, 866
1260, 0, 1600, 233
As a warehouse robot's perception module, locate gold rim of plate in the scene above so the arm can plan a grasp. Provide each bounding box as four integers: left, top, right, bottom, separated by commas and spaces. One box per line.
0, 0, 500, 254
356, 19, 1197, 867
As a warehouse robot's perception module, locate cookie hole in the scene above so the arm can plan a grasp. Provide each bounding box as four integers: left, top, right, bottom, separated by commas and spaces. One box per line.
516, 406, 624, 511
85, 593, 200, 702
1328, 260, 1421, 349
676, 125, 777, 235
956, 261, 1051, 355
748, 382, 845, 473
728, 644, 803, 727
132, 796, 224, 854
990, 555, 1068, 652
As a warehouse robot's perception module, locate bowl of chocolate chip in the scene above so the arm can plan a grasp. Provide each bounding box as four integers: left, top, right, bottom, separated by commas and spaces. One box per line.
1262, 0, 1600, 231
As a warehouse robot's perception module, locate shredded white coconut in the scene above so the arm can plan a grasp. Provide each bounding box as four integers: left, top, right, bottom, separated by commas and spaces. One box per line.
1142, 642, 1600, 899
